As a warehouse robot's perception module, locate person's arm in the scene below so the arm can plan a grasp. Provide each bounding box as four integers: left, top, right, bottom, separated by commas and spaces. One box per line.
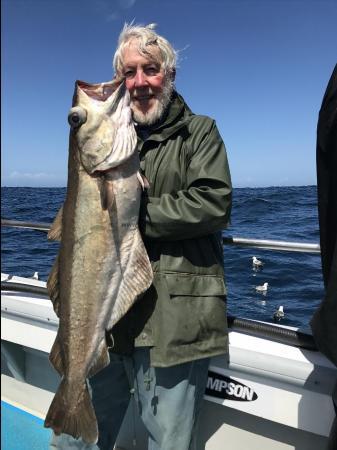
141, 119, 232, 241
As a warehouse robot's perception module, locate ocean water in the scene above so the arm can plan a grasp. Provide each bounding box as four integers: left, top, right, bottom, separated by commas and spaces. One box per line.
1, 185, 323, 330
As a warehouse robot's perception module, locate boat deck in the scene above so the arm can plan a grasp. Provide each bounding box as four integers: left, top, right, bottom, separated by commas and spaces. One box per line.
2, 400, 51, 450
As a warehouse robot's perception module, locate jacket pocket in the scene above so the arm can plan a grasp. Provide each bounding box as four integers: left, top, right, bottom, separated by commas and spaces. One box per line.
163, 273, 227, 297
152, 273, 227, 353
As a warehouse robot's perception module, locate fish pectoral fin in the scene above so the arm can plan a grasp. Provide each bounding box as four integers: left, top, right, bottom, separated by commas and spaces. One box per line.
107, 230, 153, 329
101, 178, 115, 210
88, 340, 110, 378
44, 378, 98, 445
47, 255, 61, 317
49, 333, 64, 376
48, 205, 63, 241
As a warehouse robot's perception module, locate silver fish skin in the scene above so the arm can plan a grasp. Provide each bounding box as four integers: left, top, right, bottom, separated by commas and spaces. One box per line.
44, 80, 153, 444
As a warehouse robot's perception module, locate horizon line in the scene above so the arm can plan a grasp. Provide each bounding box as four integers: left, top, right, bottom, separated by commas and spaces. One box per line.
1, 184, 317, 189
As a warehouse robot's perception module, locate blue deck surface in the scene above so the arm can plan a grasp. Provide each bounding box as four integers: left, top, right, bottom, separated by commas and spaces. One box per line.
1, 401, 52, 450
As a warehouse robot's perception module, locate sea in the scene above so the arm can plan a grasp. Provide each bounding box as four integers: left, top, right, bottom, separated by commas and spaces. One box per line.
1, 185, 323, 331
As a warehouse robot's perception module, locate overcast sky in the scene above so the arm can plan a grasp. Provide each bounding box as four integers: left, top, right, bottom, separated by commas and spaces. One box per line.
2, 0, 336, 187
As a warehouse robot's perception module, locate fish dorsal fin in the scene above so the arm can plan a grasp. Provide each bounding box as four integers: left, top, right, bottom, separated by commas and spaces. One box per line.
48, 206, 63, 241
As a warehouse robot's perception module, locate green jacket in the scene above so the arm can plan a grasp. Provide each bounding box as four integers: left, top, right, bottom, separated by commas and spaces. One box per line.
110, 92, 232, 367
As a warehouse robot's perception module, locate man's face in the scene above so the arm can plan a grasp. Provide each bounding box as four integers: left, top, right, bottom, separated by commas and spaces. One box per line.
122, 40, 173, 126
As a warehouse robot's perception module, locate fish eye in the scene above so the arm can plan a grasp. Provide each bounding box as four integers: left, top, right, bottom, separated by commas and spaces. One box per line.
68, 107, 87, 128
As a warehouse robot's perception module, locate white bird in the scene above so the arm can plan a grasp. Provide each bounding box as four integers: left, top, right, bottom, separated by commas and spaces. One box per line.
273, 306, 285, 321
31, 271, 39, 280
252, 256, 264, 268
255, 282, 268, 292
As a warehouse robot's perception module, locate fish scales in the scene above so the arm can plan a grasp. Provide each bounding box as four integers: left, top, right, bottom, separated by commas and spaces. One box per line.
44, 80, 153, 443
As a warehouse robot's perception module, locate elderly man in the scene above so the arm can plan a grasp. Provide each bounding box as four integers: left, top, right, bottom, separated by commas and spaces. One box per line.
51, 23, 232, 450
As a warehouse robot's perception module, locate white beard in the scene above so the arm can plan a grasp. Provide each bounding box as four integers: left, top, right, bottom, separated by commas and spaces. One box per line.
131, 78, 174, 126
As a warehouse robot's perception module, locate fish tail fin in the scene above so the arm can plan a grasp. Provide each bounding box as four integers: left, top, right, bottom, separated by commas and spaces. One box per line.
44, 378, 98, 444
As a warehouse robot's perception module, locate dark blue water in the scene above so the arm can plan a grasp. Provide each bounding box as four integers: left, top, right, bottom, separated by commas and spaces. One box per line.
1, 186, 323, 330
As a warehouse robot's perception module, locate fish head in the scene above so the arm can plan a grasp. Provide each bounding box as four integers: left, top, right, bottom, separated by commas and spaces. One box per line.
68, 80, 137, 174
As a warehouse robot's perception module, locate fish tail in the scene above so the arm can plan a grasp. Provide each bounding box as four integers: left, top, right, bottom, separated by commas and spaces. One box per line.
44, 378, 98, 444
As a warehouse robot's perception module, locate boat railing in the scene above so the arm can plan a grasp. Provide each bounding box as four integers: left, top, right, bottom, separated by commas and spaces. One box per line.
0, 279, 318, 351
1, 218, 321, 352
1, 219, 321, 254
222, 236, 320, 253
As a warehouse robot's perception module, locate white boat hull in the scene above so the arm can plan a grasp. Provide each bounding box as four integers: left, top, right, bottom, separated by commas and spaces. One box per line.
1, 274, 336, 449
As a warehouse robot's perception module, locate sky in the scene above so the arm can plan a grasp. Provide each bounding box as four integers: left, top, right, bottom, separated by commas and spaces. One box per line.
1, 0, 336, 188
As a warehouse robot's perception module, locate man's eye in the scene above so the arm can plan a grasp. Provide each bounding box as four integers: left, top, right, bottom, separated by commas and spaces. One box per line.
124, 70, 135, 79
145, 67, 158, 75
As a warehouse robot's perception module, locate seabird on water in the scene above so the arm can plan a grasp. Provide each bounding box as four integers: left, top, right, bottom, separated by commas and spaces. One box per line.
255, 282, 268, 292
252, 256, 264, 268
273, 306, 285, 321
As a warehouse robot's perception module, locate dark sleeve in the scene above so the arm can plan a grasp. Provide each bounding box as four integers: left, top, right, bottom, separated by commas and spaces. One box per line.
316, 63, 337, 287
141, 119, 232, 240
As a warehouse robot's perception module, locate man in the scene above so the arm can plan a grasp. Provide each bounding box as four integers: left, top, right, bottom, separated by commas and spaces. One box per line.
51, 23, 232, 450
310, 63, 337, 450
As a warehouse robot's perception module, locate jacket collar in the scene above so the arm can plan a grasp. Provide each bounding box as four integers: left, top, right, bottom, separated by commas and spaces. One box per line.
136, 91, 193, 143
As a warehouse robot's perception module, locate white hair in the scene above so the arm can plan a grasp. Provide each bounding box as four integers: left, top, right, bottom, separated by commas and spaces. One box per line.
113, 23, 177, 78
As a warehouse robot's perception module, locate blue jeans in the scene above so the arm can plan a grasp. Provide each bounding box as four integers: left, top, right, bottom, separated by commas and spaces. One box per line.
50, 348, 210, 450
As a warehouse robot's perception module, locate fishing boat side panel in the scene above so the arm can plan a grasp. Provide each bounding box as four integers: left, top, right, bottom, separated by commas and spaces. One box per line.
1, 274, 336, 450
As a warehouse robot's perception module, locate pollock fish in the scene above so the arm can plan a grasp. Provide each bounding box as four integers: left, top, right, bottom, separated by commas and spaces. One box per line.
44, 80, 153, 443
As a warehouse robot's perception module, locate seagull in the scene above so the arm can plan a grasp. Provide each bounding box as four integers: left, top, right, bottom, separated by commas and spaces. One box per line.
255, 282, 268, 292
31, 271, 39, 280
252, 256, 264, 268
273, 306, 285, 322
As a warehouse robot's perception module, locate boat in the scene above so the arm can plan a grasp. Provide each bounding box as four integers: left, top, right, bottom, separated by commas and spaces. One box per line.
1, 220, 336, 450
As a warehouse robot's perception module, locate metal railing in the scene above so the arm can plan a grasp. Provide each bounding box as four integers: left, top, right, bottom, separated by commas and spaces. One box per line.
1, 219, 51, 232
222, 236, 320, 254
2, 218, 321, 254
0, 279, 318, 350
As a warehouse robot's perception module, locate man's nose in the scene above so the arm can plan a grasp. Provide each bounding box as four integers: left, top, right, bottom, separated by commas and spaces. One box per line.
134, 70, 147, 87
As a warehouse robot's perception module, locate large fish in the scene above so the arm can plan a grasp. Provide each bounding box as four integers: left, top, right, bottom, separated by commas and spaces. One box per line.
44, 80, 153, 443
